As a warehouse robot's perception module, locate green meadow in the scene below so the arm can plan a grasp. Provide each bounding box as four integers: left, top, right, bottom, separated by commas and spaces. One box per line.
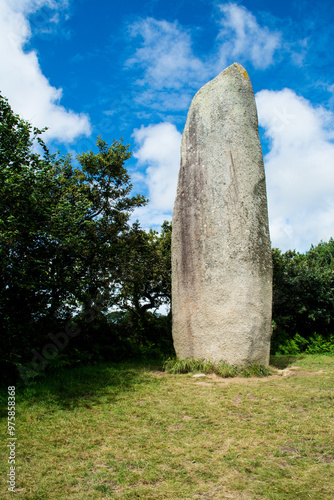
1, 355, 333, 499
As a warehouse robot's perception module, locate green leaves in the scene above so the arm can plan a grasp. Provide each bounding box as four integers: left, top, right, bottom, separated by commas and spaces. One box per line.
0, 94, 147, 381
272, 240, 334, 353
115, 221, 171, 316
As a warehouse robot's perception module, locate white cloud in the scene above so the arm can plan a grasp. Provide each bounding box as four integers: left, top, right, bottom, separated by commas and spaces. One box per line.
216, 3, 282, 70
0, 0, 91, 142
8, 0, 69, 14
125, 6, 282, 114
132, 122, 181, 225
256, 88, 334, 252
126, 17, 208, 111
127, 18, 205, 90
131, 205, 173, 232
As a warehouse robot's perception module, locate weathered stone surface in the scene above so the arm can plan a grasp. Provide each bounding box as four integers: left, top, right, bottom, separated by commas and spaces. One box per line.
172, 62, 272, 366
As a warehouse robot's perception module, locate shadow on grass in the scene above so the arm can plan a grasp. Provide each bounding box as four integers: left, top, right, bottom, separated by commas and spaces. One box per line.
270, 355, 303, 369
8, 359, 164, 412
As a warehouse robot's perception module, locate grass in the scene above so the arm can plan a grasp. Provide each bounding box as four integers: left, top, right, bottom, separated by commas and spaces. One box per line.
163, 357, 272, 377
0, 355, 334, 499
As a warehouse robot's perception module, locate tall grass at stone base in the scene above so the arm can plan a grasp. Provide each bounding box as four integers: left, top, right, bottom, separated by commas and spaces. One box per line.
163, 357, 272, 377
164, 332, 334, 377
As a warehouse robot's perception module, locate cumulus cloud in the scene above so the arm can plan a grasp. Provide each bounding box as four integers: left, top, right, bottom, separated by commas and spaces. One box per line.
256, 88, 334, 251
216, 3, 282, 70
132, 122, 181, 227
0, 0, 91, 142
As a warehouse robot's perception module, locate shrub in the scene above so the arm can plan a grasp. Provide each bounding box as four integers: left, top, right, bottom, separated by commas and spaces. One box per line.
276, 332, 334, 355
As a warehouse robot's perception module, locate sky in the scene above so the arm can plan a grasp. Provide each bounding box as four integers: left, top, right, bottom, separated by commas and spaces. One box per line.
1, 0, 334, 253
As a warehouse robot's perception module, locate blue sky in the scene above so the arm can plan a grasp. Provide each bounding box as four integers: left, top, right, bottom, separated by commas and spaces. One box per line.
1, 0, 334, 252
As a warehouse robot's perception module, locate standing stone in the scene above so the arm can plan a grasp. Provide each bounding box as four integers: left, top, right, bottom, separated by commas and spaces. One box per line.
172, 62, 272, 366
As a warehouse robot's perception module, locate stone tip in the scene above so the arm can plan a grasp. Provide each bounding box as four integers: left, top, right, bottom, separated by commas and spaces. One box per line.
231, 62, 249, 80
197, 63, 250, 97
211, 63, 250, 84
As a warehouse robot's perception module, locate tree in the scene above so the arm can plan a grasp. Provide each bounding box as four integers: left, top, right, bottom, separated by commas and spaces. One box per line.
111, 220, 172, 347
0, 93, 146, 380
307, 237, 334, 268
115, 220, 171, 315
271, 242, 334, 352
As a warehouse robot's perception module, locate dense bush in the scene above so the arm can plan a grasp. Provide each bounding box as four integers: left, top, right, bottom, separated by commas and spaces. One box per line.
0, 94, 150, 384
15, 310, 174, 386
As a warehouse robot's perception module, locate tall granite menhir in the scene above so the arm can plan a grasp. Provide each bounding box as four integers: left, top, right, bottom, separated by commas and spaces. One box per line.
172, 63, 273, 366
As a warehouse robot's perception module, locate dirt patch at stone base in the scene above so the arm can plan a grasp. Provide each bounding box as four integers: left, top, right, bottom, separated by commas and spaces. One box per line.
192, 367, 324, 386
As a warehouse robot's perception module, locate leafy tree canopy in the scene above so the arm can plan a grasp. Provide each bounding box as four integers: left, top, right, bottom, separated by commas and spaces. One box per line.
0, 93, 147, 376
115, 220, 171, 316
272, 240, 334, 352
